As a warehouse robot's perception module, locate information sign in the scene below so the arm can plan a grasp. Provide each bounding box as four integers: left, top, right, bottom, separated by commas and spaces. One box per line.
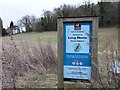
64, 23, 92, 80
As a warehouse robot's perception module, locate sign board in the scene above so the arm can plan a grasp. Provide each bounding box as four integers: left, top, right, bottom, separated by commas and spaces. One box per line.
64, 23, 92, 80
57, 17, 98, 88
113, 61, 120, 74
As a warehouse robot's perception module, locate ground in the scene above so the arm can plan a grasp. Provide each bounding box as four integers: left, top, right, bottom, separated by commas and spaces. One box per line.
2, 28, 119, 88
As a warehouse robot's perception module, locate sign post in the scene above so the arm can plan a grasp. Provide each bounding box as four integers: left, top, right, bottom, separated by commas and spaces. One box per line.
57, 16, 98, 88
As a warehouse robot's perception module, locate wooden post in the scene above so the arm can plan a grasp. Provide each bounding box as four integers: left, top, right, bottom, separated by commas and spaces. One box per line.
91, 17, 99, 82
117, 17, 120, 88
57, 18, 64, 88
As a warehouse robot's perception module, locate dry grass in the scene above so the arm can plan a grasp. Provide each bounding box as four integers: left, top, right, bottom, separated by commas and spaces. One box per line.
1, 28, 119, 88
2, 35, 57, 88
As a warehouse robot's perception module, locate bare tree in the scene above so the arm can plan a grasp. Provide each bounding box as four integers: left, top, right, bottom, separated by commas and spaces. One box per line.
17, 15, 37, 32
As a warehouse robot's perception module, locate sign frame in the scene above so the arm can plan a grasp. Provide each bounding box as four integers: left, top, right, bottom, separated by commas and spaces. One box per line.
57, 16, 98, 88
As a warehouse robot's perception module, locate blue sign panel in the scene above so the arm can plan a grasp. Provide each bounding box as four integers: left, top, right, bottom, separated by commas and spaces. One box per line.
64, 23, 92, 80
113, 61, 120, 74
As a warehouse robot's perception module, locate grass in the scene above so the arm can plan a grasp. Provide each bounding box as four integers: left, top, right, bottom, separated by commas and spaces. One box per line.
16, 72, 58, 88
5, 31, 57, 43
2, 28, 118, 88
98, 28, 118, 52
3, 28, 118, 51
2, 31, 57, 53
2, 32, 57, 88
64, 82, 92, 88
3, 28, 118, 53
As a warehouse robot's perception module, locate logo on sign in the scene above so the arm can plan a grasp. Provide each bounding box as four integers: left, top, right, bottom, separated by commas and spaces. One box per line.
74, 23, 81, 30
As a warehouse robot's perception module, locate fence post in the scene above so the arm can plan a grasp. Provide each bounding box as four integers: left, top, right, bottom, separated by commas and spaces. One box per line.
57, 18, 64, 88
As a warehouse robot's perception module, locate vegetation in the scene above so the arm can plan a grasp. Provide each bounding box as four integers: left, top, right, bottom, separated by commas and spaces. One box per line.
2, 34, 57, 88
1, 1, 119, 89
0, 17, 2, 36
2, 28, 118, 52
2, 28, 119, 88
1, 2, 119, 35
10, 21, 14, 29
98, 28, 118, 52
17, 2, 119, 33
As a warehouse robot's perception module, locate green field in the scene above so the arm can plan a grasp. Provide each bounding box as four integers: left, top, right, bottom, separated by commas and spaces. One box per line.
98, 28, 118, 52
3, 28, 118, 52
3, 31, 57, 43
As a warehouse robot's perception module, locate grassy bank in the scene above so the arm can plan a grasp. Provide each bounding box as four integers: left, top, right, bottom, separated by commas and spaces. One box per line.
3, 31, 57, 43
3, 28, 118, 52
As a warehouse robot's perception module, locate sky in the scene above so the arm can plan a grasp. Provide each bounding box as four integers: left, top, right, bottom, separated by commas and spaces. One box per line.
0, 0, 100, 28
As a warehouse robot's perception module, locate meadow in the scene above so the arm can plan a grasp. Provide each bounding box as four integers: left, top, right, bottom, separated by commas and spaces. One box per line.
2, 28, 118, 52
2, 28, 119, 88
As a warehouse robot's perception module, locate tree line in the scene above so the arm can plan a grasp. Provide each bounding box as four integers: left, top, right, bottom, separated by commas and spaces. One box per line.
1, 2, 120, 34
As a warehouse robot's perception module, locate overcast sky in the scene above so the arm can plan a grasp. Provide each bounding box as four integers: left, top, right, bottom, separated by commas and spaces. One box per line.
0, 0, 99, 28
